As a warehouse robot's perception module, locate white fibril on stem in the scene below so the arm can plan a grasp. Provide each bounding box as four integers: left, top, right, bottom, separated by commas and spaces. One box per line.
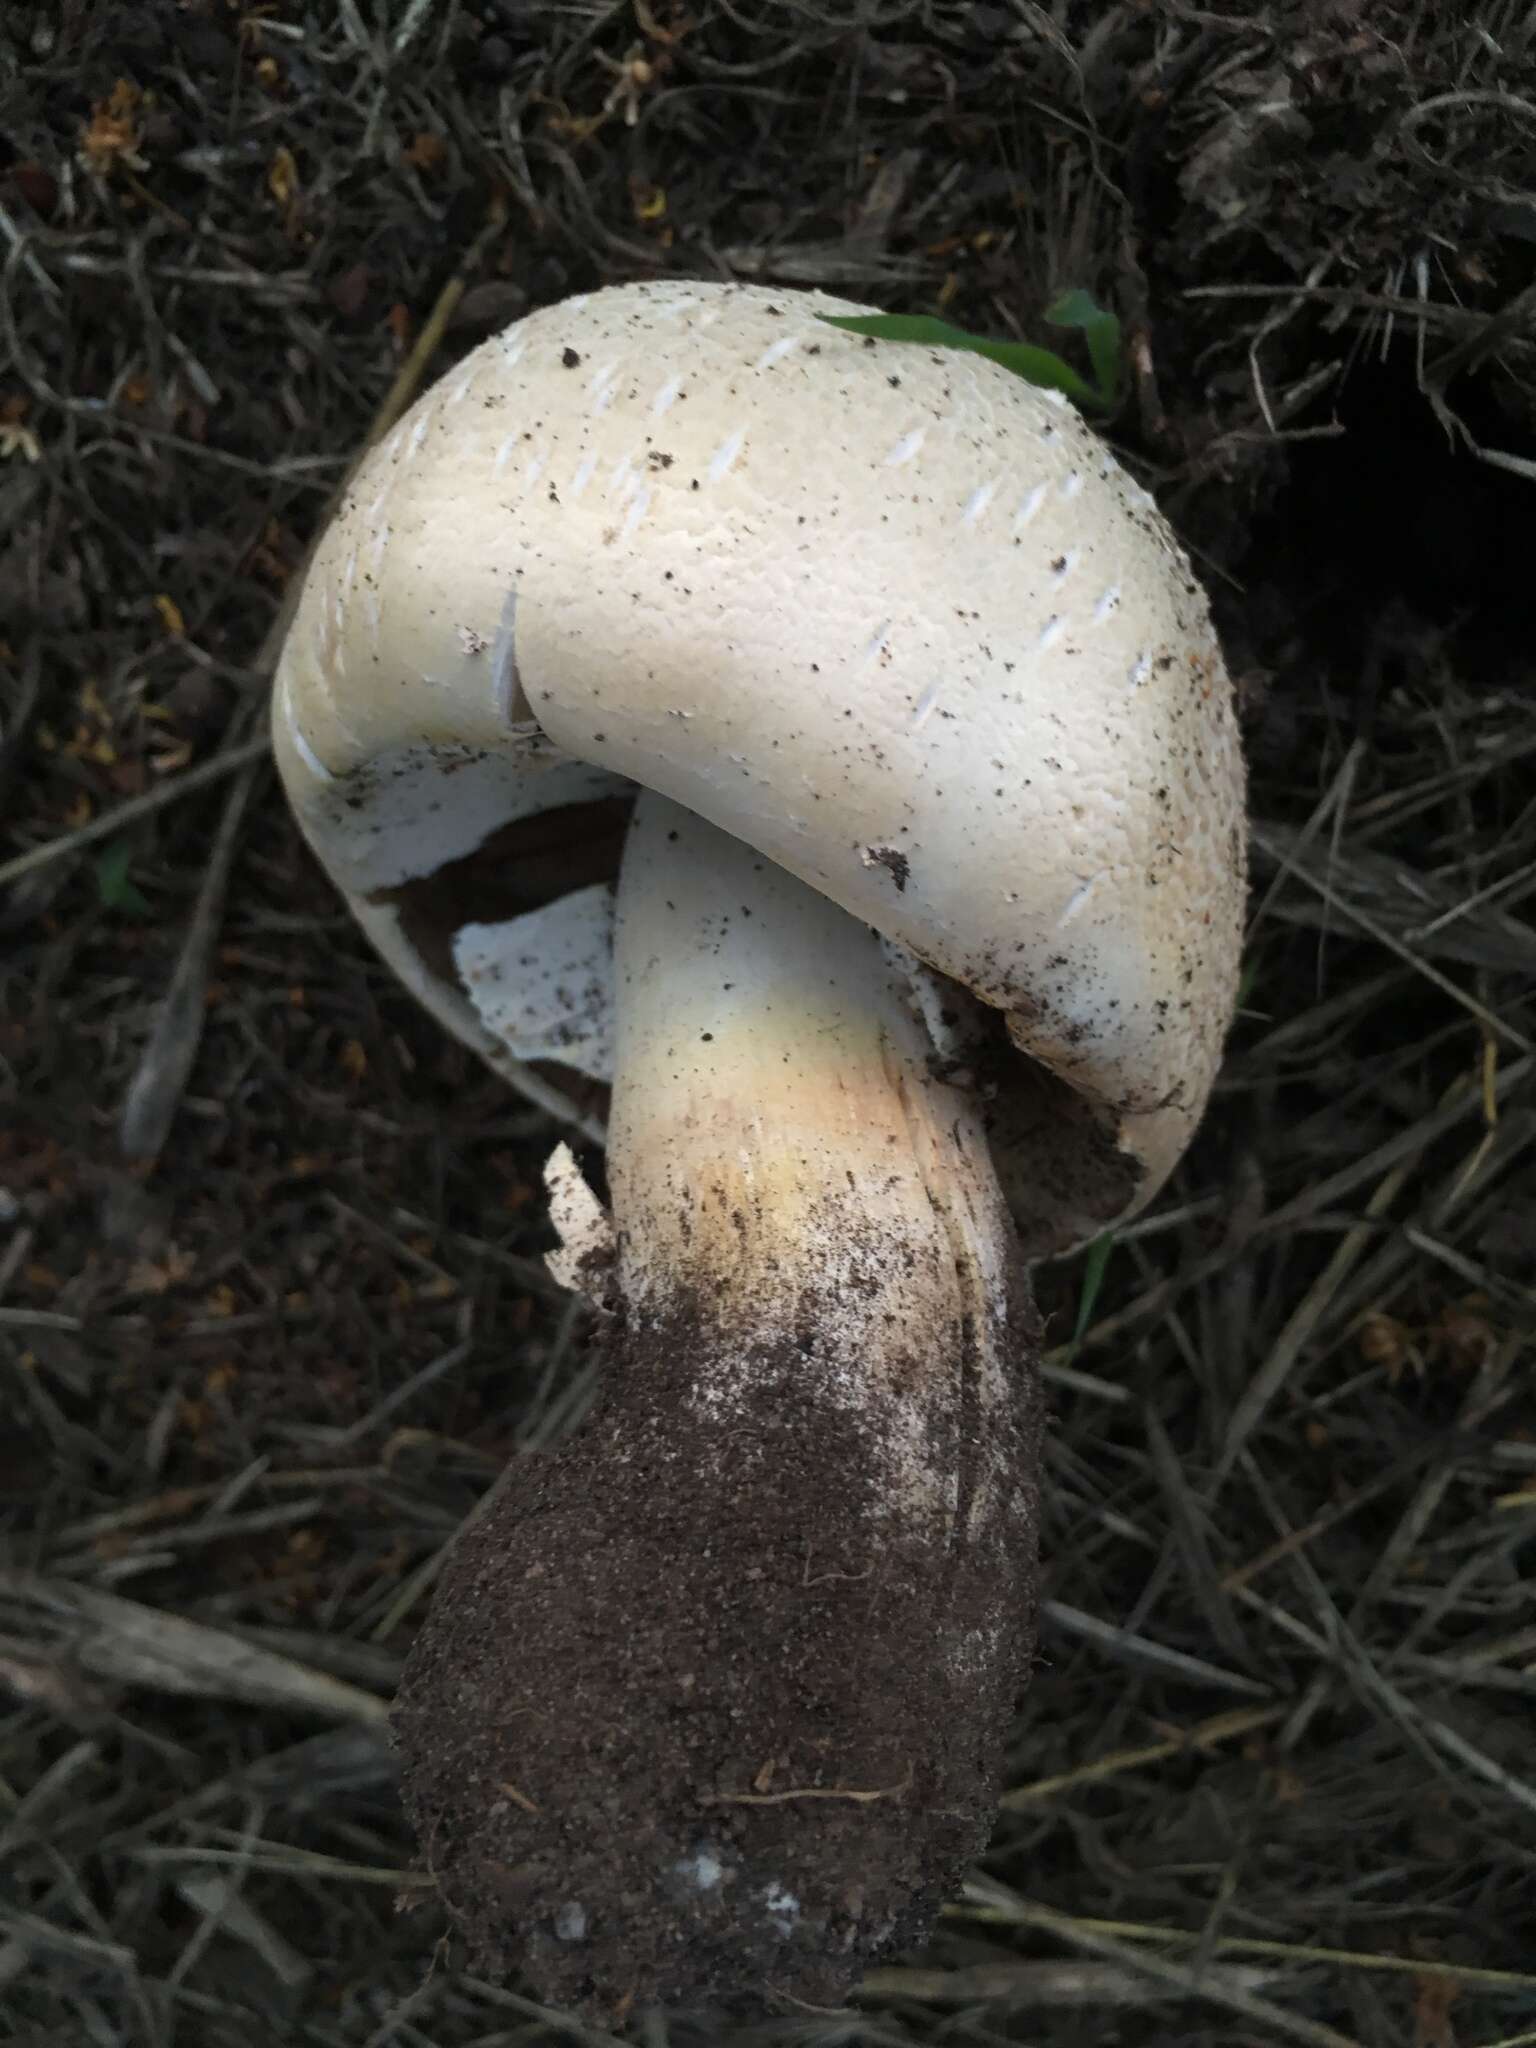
578, 789, 1020, 1528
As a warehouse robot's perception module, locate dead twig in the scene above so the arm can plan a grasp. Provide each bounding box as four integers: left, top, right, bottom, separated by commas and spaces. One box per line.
705, 1765, 915, 1806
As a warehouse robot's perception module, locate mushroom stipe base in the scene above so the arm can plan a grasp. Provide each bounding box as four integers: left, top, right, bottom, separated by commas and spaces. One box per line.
393, 1285, 1043, 2017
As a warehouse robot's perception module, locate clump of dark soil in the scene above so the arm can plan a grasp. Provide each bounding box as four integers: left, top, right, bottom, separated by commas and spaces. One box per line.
394, 1291, 1042, 2018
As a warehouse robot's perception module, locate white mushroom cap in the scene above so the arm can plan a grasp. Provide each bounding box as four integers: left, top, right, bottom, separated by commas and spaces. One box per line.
273, 280, 1246, 1256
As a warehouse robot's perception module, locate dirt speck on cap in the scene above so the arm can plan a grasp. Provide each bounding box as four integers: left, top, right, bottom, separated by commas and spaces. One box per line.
392, 1274, 1042, 2018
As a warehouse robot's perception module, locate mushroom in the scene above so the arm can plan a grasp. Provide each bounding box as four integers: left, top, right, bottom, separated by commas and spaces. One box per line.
272, 280, 1246, 2014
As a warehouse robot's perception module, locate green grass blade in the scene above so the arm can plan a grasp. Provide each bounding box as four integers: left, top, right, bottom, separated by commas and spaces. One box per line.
1044, 288, 1124, 406
96, 839, 151, 916
1068, 1233, 1117, 1360
818, 311, 1103, 409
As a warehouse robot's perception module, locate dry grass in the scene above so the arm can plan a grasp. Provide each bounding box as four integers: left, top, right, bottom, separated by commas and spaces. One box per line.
3, 3, 1535, 2044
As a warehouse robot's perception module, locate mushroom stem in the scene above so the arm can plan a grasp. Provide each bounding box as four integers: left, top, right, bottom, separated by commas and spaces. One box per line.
606, 794, 1028, 1520
393, 794, 1043, 2015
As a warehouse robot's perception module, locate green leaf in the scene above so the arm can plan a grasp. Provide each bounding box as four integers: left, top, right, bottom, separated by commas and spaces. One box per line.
1067, 1233, 1116, 1361
817, 311, 1104, 410
95, 839, 151, 916
1044, 288, 1123, 406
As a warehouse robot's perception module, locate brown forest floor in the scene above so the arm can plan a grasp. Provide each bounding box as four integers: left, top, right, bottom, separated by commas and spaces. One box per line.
4, 4, 1536, 2045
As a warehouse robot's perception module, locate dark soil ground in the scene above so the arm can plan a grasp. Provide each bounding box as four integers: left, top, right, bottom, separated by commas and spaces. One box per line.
3, 4, 1535, 2045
